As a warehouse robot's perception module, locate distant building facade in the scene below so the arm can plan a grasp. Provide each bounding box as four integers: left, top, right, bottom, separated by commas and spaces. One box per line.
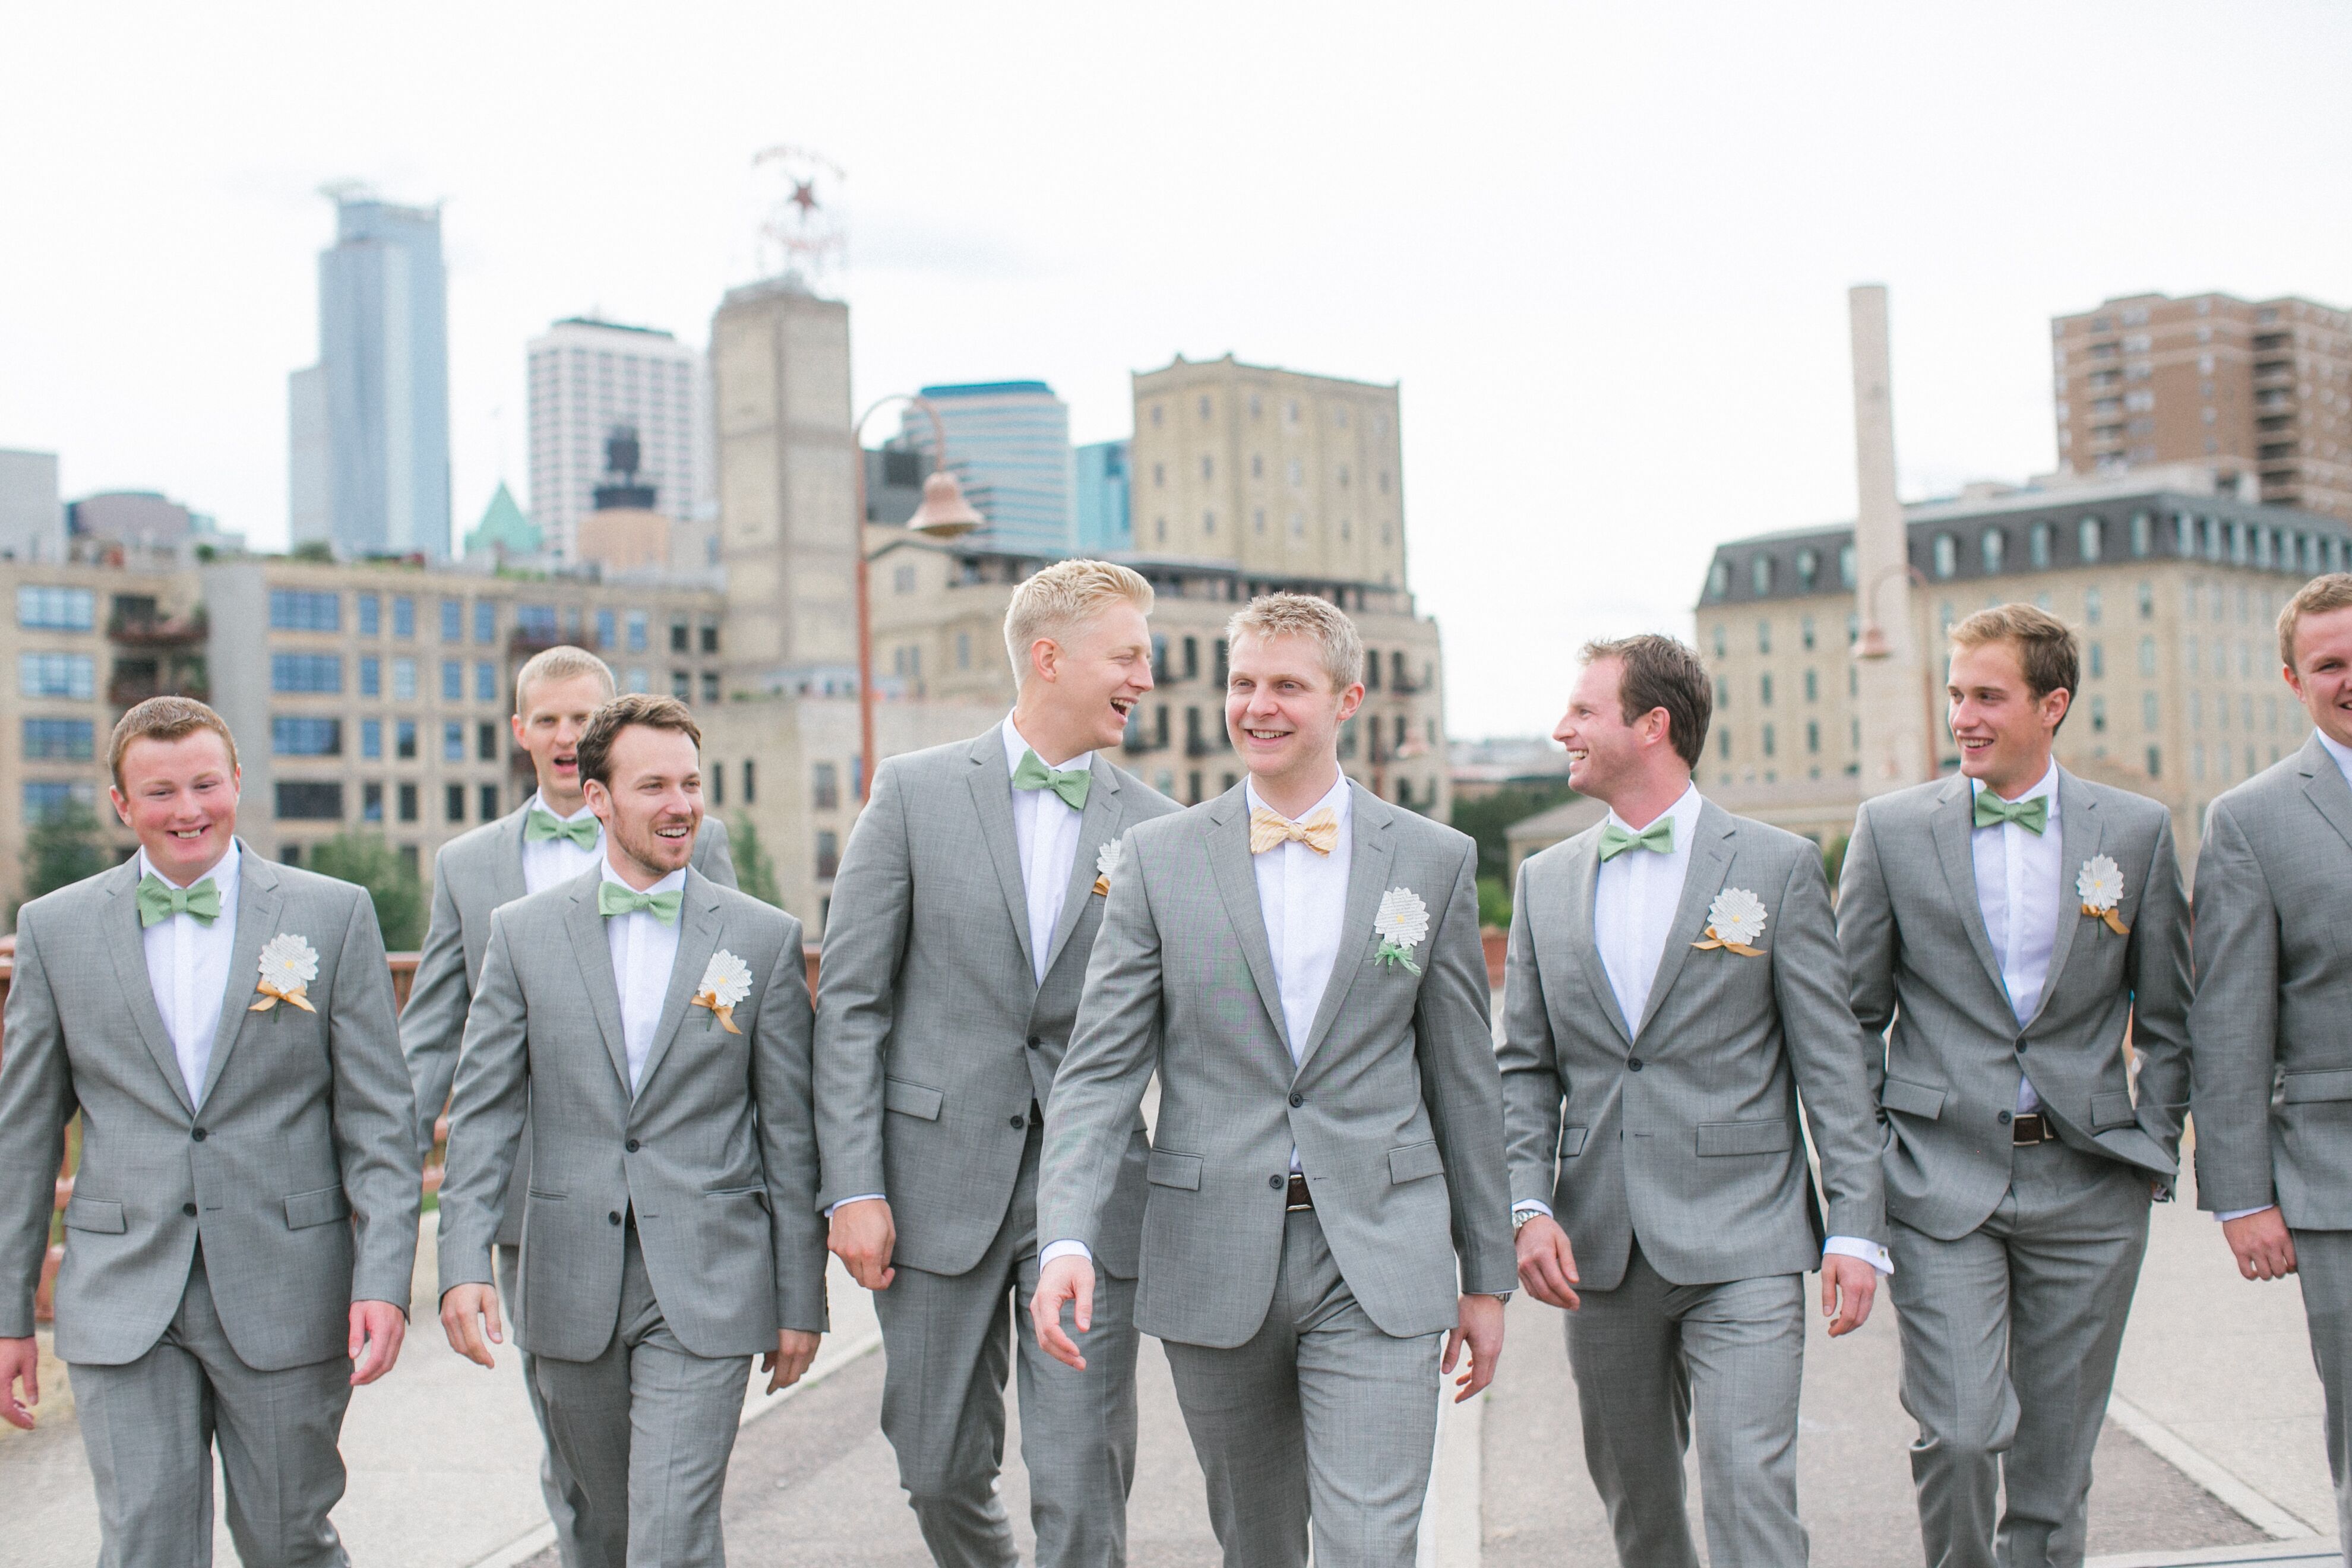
1074, 438, 1131, 553
902, 381, 1074, 557
0, 449, 62, 560
526, 317, 709, 562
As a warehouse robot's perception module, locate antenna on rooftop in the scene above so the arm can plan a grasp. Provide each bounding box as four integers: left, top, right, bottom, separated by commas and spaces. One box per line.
750, 144, 846, 287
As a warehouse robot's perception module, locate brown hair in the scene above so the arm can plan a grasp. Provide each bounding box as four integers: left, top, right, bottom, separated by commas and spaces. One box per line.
1581, 634, 1711, 769
1949, 603, 2079, 720
1226, 592, 1365, 691
513, 644, 616, 716
109, 696, 240, 791
2278, 573, 2352, 669
575, 694, 702, 788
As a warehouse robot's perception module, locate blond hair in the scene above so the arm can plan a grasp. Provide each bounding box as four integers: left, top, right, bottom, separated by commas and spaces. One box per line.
1949, 602, 2080, 706
1002, 559, 1155, 686
109, 696, 239, 791
514, 644, 617, 716
1225, 592, 1365, 692
2278, 573, 2352, 669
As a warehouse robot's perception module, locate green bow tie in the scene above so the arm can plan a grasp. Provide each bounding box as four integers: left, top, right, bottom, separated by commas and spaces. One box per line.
136, 873, 221, 928
1598, 817, 1676, 862
1972, 791, 2050, 834
526, 807, 601, 851
598, 881, 682, 924
1011, 749, 1090, 812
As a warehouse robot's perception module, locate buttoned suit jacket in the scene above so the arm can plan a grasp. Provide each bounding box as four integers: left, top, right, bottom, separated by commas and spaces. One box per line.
1837, 768, 2193, 1241
1038, 780, 1515, 1348
435, 865, 825, 1361
0, 849, 418, 1368
402, 806, 732, 1247
2189, 734, 2352, 1226
1498, 800, 1886, 1293
814, 730, 1179, 1279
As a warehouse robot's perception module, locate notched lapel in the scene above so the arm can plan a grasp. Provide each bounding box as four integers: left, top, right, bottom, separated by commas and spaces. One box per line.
636, 874, 724, 1098
2031, 772, 2104, 1025
2302, 735, 2352, 857
1558, 834, 1633, 1048
198, 853, 286, 1107
99, 862, 195, 1115
1205, 790, 1291, 1055
965, 736, 1037, 981
1634, 808, 1734, 1041
1296, 788, 1395, 1071
1042, 759, 1127, 979
563, 881, 633, 1094
1930, 776, 2008, 1000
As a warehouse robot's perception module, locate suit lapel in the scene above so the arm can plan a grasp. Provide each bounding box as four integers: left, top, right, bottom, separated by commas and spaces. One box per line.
2300, 734, 2352, 857
1634, 802, 1734, 1041
1930, 774, 2008, 1001
634, 870, 722, 1101
1041, 757, 1127, 980
197, 847, 284, 1108
494, 803, 531, 907
1558, 831, 1633, 1048
2029, 769, 2101, 1026
965, 732, 1037, 982
1205, 786, 1291, 1055
1296, 785, 1395, 1073
98, 860, 195, 1115
562, 874, 634, 1095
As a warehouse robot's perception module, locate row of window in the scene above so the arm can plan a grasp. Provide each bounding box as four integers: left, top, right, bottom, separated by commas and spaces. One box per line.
261, 590, 714, 656
275, 779, 506, 826
1146, 394, 1390, 436
17, 586, 96, 631
1149, 454, 1394, 495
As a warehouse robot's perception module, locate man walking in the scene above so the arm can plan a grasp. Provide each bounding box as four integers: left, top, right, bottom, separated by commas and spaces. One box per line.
0, 697, 418, 1565
437, 695, 825, 1568
402, 646, 732, 1564
1032, 592, 1513, 1568
1500, 634, 1886, 1568
1839, 604, 2192, 1568
2189, 573, 2352, 1561
817, 558, 1177, 1567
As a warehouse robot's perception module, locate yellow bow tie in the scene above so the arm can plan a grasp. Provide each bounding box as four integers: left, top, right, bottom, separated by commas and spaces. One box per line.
1250, 806, 1340, 856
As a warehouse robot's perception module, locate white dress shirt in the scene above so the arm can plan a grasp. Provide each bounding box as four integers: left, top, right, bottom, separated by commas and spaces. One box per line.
1969, 763, 2062, 1114
520, 792, 604, 894
138, 839, 242, 1109
601, 860, 687, 1096
1003, 715, 1091, 988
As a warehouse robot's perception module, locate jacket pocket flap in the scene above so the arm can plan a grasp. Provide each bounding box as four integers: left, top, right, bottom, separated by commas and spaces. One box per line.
1558, 1126, 1590, 1159
284, 1186, 352, 1230
1696, 1118, 1794, 1157
2089, 1090, 2138, 1130
2283, 1069, 2352, 1104
1389, 1140, 1446, 1184
1146, 1150, 1202, 1190
62, 1197, 126, 1234
883, 1077, 944, 1121
1881, 1077, 1948, 1120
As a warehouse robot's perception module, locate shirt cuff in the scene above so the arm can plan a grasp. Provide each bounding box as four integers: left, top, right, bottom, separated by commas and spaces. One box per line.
1824, 1235, 1893, 1276
1040, 1239, 1093, 1268
823, 1193, 887, 1221
2215, 1206, 2277, 1224
1512, 1199, 1553, 1219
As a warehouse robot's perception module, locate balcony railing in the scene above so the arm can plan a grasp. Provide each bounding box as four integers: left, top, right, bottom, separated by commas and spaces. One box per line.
108, 609, 208, 647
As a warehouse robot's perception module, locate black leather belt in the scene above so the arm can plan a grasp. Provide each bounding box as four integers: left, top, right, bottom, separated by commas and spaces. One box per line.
2013, 1112, 2052, 1146
1285, 1172, 1314, 1212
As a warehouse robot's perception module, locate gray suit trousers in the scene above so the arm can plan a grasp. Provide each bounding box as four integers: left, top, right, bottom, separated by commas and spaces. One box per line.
1564, 1239, 1808, 1568
874, 1120, 1140, 1568
1161, 1210, 1441, 1568
72, 1247, 352, 1568
498, 1244, 585, 1568
533, 1227, 751, 1568
2291, 1229, 2352, 1563
1888, 1140, 2150, 1568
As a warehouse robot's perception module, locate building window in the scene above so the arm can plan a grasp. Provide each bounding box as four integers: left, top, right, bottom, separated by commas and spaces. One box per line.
671, 669, 691, 700
440, 599, 462, 642
625, 666, 649, 694
360, 656, 380, 697
955, 632, 971, 670
269, 653, 341, 694
275, 782, 343, 821
268, 590, 340, 632
475, 601, 497, 644
2028, 523, 2051, 570
2089, 643, 2105, 679
2138, 581, 2154, 620
2139, 637, 2157, 676
813, 761, 838, 810
1804, 668, 1819, 702
398, 781, 418, 822
1838, 544, 1856, 589
23, 716, 94, 760
671, 618, 691, 652
393, 657, 417, 701
1800, 616, 1816, 652
627, 611, 649, 652
444, 721, 465, 762
17, 586, 96, 630
480, 783, 500, 822
815, 830, 840, 880
516, 603, 557, 643
478, 722, 498, 761
1980, 528, 2007, 574
596, 608, 617, 649
397, 719, 417, 759
700, 671, 720, 705
1752, 556, 1774, 595
393, 596, 415, 638
1795, 548, 1819, 591
1762, 723, 1776, 758
2091, 696, 2108, 734
1933, 533, 1958, 578
1756, 619, 1772, 655
742, 759, 756, 804
363, 782, 383, 823
361, 719, 382, 758
1706, 561, 1730, 601
442, 660, 463, 701
2078, 516, 2103, 564
1716, 729, 1730, 761
20, 651, 96, 699
1760, 673, 1774, 706
2084, 587, 2102, 625
476, 662, 497, 703
445, 783, 466, 823
2127, 511, 2151, 558
271, 716, 342, 756
1806, 720, 1820, 754
24, 780, 94, 820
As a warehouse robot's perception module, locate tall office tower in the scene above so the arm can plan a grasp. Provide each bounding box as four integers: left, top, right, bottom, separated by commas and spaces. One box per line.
2053, 291, 2352, 523
1073, 439, 1131, 554
896, 381, 1073, 556
525, 317, 709, 562
0, 449, 62, 559
289, 195, 453, 558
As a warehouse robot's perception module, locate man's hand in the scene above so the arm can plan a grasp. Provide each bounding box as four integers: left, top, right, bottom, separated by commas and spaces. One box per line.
1822, 1254, 1878, 1337
829, 1198, 897, 1292
762, 1329, 821, 1395
0, 1337, 39, 1430
2224, 1207, 2298, 1281
1029, 1254, 1095, 1371
440, 1282, 504, 1369
1515, 1213, 1581, 1311
349, 1300, 407, 1386
1443, 1294, 1506, 1404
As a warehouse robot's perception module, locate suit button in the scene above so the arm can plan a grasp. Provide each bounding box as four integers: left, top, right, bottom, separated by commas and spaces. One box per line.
1269, 1174, 1285, 1190
1626, 1058, 1645, 1072
191, 1127, 207, 1142
608, 1211, 622, 1226
182, 1203, 198, 1218
625, 1139, 640, 1152
1289, 1092, 1304, 1108
1997, 1111, 2013, 1124
2016, 1041, 2028, 1053
1010, 1115, 1026, 1130
1027, 1035, 1043, 1049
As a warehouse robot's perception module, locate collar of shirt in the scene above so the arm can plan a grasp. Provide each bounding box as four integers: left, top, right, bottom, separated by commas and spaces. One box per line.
1001, 714, 1093, 985
1001, 713, 1093, 779
1968, 760, 2063, 1051
1967, 759, 2061, 826
135, 838, 242, 1109
2316, 728, 2352, 792
1243, 772, 1354, 839
530, 791, 599, 827
136, 836, 242, 902
599, 858, 688, 902
1591, 782, 1703, 1035
1598, 780, 1703, 859
600, 859, 688, 1093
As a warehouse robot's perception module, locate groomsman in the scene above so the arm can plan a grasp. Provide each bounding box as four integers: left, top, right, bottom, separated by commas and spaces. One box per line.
1032, 592, 1514, 1568
2189, 573, 2352, 1558
437, 695, 825, 1568
1500, 634, 1887, 1568
402, 645, 732, 1565
0, 697, 418, 1565
816, 558, 1177, 1567
1839, 605, 2191, 1568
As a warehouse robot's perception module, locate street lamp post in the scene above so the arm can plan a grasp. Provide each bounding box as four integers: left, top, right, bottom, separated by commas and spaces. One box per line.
1851, 560, 1946, 783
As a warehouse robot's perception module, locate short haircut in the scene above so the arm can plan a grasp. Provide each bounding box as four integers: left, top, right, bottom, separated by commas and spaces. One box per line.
1003, 558, 1155, 687
1949, 603, 2080, 719
514, 644, 616, 716
109, 696, 241, 792
1580, 634, 1711, 769
2278, 573, 2352, 669
576, 694, 702, 789
1225, 592, 1365, 692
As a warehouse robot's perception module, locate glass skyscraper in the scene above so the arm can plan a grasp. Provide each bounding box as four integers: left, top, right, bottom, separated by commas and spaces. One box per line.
904, 381, 1073, 555
1074, 439, 1131, 554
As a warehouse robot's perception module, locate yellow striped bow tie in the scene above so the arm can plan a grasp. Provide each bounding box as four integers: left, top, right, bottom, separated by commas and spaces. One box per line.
1249, 807, 1340, 856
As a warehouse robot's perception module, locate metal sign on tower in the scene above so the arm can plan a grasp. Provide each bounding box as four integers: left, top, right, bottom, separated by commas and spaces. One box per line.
750, 144, 846, 287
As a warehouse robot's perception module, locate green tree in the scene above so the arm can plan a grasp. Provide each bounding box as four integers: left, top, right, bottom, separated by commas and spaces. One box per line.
1450, 779, 1579, 884
1477, 874, 1513, 931
307, 832, 427, 950
1821, 833, 1850, 891
15, 799, 113, 916
730, 813, 783, 908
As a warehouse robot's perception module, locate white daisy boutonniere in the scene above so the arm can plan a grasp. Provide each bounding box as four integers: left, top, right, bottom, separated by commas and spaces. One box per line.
1092, 837, 1124, 897
2077, 854, 2130, 936
691, 950, 753, 1033
249, 932, 320, 1014
1692, 888, 1768, 956
1374, 887, 1430, 974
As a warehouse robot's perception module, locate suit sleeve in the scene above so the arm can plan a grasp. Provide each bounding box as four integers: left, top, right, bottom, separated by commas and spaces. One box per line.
2187, 797, 2279, 1213
1496, 859, 1566, 1211
0, 908, 77, 1338
2125, 809, 2195, 1177
435, 911, 532, 1294
398, 847, 473, 1165
811, 759, 914, 1209
694, 817, 739, 892
1774, 846, 1888, 1248
1414, 840, 1515, 1297
1835, 801, 1897, 1104
328, 887, 423, 1311
753, 918, 827, 1333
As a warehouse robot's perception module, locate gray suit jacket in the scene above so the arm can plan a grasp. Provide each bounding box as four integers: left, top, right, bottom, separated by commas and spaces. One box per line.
1838, 769, 2193, 1240
435, 866, 825, 1361
0, 849, 418, 1368
403, 805, 732, 1247
2189, 734, 2352, 1226
814, 730, 1179, 1278
1499, 800, 1886, 1292
1039, 781, 1515, 1348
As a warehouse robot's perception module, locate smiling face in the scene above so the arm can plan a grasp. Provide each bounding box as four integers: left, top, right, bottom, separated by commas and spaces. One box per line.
1023, 601, 1155, 758
1225, 631, 1362, 799
1948, 637, 2069, 796
511, 669, 613, 814
112, 729, 241, 885
1552, 656, 1656, 805
584, 722, 703, 886
2285, 603, 2352, 750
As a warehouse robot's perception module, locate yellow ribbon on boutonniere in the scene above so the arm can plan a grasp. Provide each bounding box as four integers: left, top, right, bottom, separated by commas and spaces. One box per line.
2076, 855, 2131, 937
249, 933, 320, 1013
1690, 889, 1768, 957
691, 950, 751, 1034
1092, 837, 1124, 898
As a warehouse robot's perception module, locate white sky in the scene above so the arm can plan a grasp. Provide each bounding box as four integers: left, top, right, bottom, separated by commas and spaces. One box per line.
4, 2, 2347, 738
